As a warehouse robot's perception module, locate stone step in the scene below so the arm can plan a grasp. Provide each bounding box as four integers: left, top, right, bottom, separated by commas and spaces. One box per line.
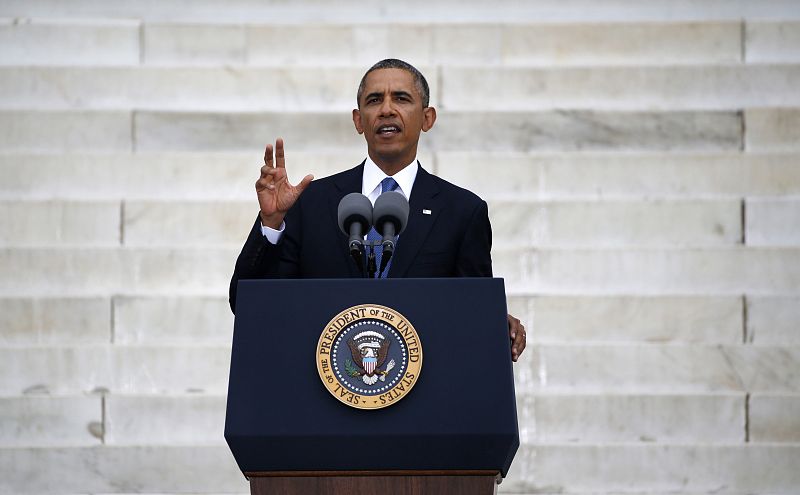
2, 247, 800, 297
0, 396, 102, 447
0, 345, 232, 395
490, 199, 742, 247
0, 18, 750, 68
4, 65, 797, 112
437, 151, 800, 200
746, 108, 800, 151
0, 66, 389, 111
0, 297, 111, 345
0, 247, 237, 297
216, 22, 741, 68
1, 344, 796, 396
4, 64, 796, 112
1, 294, 765, 346
506, 295, 743, 344
0, 109, 744, 153
0, 443, 797, 494
0, 200, 121, 247
2, 0, 799, 22
747, 296, 800, 344
2, 152, 798, 201
746, 198, 800, 246
0, 110, 132, 152
516, 393, 745, 443
0, 17, 140, 66
0, 445, 247, 494
749, 393, 800, 442
505, 444, 800, 494
8, 392, 792, 448
113, 296, 233, 345
6, 295, 793, 349
514, 344, 800, 394
0, 151, 369, 200
8, 198, 737, 248
494, 247, 800, 294
441, 65, 800, 111
105, 395, 226, 446
746, 21, 800, 63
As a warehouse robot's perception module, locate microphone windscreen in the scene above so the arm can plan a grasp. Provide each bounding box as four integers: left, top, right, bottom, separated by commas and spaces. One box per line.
337, 193, 373, 235
373, 191, 409, 234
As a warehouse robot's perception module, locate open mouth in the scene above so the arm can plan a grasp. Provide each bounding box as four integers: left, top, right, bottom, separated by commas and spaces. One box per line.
376, 124, 401, 136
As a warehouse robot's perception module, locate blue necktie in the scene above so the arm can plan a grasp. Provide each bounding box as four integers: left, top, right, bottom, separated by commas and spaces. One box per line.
367, 177, 399, 278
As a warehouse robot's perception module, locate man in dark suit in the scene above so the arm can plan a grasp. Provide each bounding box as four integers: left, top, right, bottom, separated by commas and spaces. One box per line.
230, 59, 526, 361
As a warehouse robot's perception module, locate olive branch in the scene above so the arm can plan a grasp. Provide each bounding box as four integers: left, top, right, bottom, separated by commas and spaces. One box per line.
344, 359, 361, 377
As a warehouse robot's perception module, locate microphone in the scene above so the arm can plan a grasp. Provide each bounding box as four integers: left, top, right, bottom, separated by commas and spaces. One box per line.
337, 193, 373, 275
373, 191, 409, 274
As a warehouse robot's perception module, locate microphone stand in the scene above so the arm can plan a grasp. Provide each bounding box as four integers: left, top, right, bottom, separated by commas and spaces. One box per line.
366, 241, 377, 279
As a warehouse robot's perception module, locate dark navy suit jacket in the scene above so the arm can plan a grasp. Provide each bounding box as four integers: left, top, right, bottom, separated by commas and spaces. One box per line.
229, 162, 492, 312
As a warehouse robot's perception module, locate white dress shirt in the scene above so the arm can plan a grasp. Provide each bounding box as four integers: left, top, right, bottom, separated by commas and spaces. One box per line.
261, 156, 419, 244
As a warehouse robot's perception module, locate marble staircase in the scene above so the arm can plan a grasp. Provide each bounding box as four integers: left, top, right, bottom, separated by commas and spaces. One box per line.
1, 1, 800, 494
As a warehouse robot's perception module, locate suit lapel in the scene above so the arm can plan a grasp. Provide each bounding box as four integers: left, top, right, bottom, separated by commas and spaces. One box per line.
388, 166, 441, 278
330, 162, 365, 278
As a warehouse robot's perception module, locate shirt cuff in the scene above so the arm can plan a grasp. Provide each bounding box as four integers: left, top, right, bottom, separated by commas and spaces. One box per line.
260, 220, 285, 244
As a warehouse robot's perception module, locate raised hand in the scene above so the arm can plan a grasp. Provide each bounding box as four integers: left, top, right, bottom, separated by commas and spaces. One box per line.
256, 138, 314, 229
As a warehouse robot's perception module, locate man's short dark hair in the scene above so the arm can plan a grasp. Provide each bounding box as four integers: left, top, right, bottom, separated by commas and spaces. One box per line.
356, 59, 430, 108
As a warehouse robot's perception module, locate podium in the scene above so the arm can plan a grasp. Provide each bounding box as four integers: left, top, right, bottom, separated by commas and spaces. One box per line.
225, 278, 519, 494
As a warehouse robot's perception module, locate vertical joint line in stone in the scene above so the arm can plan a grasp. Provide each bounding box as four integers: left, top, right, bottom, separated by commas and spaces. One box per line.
131, 111, 137, 152
739, 19, 746, 63
101, 394, 107, 445
120, 200, 126, 246
110, 296, 116, 344
744, 392, 751, 442
742, 294, 748, 344
740, 198, 747, 245
739, 110, 746, 152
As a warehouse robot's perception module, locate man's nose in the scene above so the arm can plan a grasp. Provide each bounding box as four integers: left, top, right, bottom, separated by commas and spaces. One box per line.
379, 98, 395, 116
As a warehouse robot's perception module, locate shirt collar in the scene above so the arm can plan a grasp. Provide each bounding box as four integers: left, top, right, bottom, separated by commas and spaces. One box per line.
362, 155, 419, 200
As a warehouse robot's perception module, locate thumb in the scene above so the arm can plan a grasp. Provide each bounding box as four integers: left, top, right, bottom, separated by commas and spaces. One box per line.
296, 174, 314, 193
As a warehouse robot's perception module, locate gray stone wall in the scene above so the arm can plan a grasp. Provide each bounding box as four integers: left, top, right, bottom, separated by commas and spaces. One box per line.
1, 1, 799, 493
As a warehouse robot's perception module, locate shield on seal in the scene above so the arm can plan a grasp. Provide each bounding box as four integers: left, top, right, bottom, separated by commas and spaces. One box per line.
363, 356, 377, 374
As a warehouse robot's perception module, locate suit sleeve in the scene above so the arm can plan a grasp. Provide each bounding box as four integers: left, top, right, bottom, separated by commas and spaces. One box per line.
228, 208, 303, 313
229, 216, 280, 313
455, 199, 493, 277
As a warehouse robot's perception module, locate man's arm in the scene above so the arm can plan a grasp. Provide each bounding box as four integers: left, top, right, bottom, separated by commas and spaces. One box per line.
228, 139, 312, 313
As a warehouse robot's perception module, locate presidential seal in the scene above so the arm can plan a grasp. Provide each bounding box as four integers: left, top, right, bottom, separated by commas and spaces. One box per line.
316, 304, 423, 410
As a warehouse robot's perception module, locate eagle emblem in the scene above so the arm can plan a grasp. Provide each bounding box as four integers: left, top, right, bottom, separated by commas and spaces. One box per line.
345, 330, 396, 385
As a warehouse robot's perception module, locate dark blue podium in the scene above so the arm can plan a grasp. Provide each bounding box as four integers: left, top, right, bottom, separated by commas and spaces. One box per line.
225, 278, 519, 494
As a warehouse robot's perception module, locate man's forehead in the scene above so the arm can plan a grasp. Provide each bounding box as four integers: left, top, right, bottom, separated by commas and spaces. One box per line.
362, 68, 418, 95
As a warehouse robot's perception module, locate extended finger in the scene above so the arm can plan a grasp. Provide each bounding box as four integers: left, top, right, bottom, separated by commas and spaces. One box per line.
508, 314, 519, 339
275, 138, 285, 169
264, 143, 274, 168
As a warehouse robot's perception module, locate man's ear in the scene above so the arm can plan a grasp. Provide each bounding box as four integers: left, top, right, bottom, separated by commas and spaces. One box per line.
352, 109, 364, 134
422, 107, 437, 132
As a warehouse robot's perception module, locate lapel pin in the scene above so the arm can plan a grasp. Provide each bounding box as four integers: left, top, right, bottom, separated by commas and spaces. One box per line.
422, 209, 432, 215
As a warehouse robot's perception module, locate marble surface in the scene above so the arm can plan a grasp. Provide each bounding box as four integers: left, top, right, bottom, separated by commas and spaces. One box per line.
114, 296, 233, 344
0, 297, 110, 345
507, 295, 743, 344
489, 199, 741, 247
747, 296, 800, 344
